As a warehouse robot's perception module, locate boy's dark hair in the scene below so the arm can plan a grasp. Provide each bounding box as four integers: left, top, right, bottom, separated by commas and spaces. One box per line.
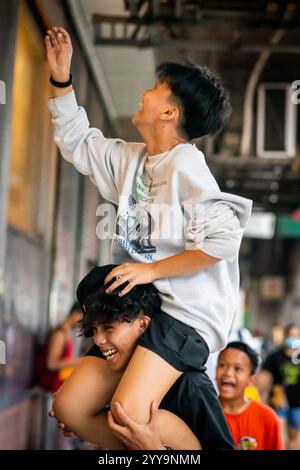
69, 301, 81, 315
218, 341, 259, 375
80, 283, 161, 338
156, 61, 231, 140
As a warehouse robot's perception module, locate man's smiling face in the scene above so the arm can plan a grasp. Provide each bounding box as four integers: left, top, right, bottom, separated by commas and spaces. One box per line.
92, 315, 149, 372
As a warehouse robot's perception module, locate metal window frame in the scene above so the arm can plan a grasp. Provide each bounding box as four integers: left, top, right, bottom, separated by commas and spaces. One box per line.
256, 83, 296, 159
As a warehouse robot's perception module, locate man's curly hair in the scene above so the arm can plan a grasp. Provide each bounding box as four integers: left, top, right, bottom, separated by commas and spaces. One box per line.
80, 283, 161, 338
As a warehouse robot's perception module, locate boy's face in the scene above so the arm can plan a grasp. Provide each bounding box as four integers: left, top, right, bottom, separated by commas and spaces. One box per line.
216, 348, 256, 401
132, 81, 178, 130
92, 315, 149, 372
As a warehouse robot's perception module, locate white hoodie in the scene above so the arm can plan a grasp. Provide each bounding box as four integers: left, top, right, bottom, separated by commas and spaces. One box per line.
48, 91, 253, 353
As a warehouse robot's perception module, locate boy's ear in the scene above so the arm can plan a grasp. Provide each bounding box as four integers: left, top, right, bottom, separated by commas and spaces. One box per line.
159, 106, 180, 121
138, 315, 151, 334
247, 374, 257, 388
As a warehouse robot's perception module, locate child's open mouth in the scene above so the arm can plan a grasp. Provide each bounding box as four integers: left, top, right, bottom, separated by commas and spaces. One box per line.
220, 379, 236, 390
102, 348, 118, 361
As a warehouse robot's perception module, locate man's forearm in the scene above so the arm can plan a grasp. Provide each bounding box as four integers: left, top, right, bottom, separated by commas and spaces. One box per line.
153, 249, 220, 281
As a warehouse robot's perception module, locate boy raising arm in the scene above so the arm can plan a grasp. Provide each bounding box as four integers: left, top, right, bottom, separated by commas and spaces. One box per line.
46, 27, 252, 431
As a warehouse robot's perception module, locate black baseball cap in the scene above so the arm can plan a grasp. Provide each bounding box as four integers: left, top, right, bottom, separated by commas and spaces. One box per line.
76, 264, 129, 312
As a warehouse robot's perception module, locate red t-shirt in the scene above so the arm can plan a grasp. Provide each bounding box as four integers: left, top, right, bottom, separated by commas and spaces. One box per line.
224, 401, 284, 450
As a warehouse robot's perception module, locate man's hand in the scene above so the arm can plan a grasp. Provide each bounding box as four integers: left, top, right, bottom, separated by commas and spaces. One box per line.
104, 263, 157, 296
45, 26, 73, 82
48, 398, 77, 438
107, 401, 166, 450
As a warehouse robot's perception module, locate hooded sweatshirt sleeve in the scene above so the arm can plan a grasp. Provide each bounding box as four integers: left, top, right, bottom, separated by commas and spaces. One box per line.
48, 91, 142, 205
176, 149, 253, 263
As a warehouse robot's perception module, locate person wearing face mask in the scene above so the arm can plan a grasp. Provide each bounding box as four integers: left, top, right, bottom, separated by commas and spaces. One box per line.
258, 324, 300, 450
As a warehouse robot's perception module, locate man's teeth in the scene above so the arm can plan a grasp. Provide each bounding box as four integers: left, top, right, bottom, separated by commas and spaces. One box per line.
102, 349, 117, 358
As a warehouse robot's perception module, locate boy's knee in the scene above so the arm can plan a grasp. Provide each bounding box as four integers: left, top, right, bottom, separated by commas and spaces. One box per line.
53, 391, 83, 432
53, 393, 71, 423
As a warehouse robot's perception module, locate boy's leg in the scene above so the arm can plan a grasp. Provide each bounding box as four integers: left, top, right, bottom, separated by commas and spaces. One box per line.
111, 345, 182, 424
73, 408, 200, 449
110, 346, 201, 449
157, 409, 201, 450
53, 356, 123, 442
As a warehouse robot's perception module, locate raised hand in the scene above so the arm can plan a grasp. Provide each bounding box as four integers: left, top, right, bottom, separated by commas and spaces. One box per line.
45, 26, 73, 82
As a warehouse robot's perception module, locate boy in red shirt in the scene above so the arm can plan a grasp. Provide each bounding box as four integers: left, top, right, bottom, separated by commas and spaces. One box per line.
216, 341, 284, 450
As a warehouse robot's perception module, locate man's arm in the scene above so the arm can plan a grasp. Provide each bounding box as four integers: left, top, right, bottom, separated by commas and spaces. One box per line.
108, 401, 201, 450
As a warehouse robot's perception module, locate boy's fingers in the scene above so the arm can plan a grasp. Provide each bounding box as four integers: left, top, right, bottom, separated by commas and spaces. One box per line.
45, 36, 52, 50
105, 276, 130, 294
118, 281, 135, 297
58, 27, 72, 44
104, 266, 127, 285
57, 33, 65, 46
48, 410, 55, 418
47, 30, 57, 46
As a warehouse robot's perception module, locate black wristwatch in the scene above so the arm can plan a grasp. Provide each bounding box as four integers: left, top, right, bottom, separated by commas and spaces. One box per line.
50, 74, 72, 88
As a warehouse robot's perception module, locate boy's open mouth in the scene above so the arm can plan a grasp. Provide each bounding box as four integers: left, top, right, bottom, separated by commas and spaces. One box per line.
102, 348, 118, 360
220, 379, 236, 389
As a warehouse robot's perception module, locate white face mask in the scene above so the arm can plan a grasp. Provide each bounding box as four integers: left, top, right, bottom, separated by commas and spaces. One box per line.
284, 336, 300, 349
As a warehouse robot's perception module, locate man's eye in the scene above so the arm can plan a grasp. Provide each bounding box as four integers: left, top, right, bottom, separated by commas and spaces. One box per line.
104, 325, 113, 331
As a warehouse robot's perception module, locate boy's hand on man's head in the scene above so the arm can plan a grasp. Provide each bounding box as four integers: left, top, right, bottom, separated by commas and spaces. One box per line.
45, 26, 73, 82
104, 262, 157, 296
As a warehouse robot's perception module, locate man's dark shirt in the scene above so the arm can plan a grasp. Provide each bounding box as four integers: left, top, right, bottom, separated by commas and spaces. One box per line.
262, 348, 300, 408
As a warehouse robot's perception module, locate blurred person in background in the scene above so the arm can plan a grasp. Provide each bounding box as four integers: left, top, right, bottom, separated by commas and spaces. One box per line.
217, 341, 284, 450
258, 324, 300, 450
271, 322, 285, 349
35, 302, 83, 393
